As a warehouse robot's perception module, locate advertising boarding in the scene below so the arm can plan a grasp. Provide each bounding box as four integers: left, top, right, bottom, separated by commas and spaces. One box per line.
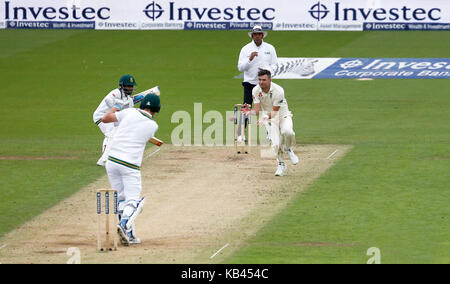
1, 0, 449, 30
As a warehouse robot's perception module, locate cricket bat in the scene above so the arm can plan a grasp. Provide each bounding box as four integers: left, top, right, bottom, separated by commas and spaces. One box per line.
138, 86, 160, 97
149, 137, 163, 146
133, 86, 160, 104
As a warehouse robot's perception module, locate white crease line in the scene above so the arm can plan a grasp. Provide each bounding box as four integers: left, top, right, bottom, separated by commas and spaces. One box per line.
327, 149, 338, 159
210, 243, 229, 259
146, 147, 161, 159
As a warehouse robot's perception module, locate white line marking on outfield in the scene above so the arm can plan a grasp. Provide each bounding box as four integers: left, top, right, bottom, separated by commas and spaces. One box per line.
146, 147, 161, 159
210, 243, 230, 259
327, 149, 338, 159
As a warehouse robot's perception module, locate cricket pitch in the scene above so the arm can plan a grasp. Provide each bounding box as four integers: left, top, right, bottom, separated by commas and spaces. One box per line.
0, 145, 351, 264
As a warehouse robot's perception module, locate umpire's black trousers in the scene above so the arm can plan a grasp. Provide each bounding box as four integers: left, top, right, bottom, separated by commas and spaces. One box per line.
242, 82, 256, 105
240, 82, 256, 130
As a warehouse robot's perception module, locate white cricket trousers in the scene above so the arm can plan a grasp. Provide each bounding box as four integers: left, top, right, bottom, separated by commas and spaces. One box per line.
269, 115, 296, 163
105, 160, 142, 213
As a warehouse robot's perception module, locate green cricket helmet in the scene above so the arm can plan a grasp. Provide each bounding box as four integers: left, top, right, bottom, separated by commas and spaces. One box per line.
118, 74, 137, 96
140, 94, 161, 113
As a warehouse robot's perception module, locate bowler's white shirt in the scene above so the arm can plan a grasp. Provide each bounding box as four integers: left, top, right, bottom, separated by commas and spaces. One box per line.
109, 108, 158, 167
238, 40, 278, 85
252, 82, 292, 119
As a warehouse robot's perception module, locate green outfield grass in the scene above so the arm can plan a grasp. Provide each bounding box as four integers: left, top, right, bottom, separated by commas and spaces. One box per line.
0, 30, 448, 263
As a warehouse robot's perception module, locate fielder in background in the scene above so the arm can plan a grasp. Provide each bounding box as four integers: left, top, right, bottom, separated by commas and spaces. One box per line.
101, 93, 161, 246
93, 74, 158, 166
237, 25, 278, 142
243, 68, 299, 176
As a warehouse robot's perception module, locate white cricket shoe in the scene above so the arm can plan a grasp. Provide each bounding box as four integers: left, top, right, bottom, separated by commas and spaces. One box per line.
117, 220, 130, 246
129, 236, 141, 245
96, 159, 106, 167
129, 223, 141, 245
275, 162, 287, 176
117, 219, 142, 246
286, 148, 299, 165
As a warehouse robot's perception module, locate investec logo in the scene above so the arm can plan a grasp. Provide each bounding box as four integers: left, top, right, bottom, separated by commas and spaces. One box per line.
340, 59, 450, 71
143, 1, 275, 21
309, 1, 441, 21
2, 1, 110, 20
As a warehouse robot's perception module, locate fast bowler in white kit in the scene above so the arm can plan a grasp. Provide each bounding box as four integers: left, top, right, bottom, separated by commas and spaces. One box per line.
244, 68, 299, 176
101, 93, 161, 245
93, 74, 159, 166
